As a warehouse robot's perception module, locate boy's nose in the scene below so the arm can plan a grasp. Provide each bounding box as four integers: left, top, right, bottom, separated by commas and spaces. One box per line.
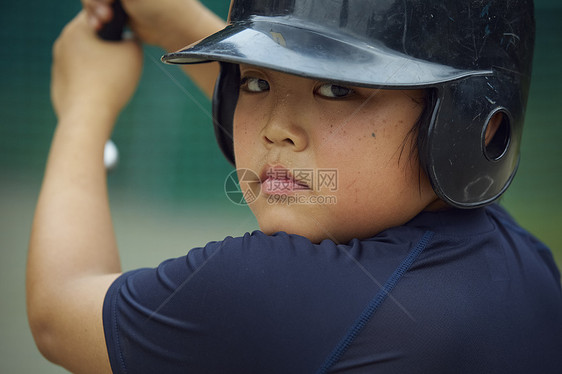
260, 94, 309, 152
261, 123, 308, 151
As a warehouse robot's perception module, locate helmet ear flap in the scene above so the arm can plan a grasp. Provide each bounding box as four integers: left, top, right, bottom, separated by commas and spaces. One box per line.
212, 62, 240, 165
425, 76, 523, 208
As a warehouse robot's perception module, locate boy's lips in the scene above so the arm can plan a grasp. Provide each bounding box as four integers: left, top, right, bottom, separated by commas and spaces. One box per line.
260, 165, 311, 195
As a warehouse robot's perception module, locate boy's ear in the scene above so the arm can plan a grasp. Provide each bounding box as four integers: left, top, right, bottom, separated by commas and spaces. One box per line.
485, 112, 504, 146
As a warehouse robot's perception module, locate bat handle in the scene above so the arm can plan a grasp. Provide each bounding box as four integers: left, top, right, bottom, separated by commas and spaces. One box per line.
97, 0, 128, 41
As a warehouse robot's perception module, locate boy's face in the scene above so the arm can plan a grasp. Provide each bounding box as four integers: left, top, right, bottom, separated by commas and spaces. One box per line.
233, 65, 440, 244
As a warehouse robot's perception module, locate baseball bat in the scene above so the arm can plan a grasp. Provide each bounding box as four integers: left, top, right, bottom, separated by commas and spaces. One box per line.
97, 0, 128, 170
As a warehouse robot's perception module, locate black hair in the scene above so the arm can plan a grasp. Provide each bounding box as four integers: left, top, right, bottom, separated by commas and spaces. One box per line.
399, 88, 438, 191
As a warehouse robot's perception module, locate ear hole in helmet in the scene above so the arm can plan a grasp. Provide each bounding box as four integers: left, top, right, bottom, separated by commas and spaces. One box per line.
484, 110, 511, 161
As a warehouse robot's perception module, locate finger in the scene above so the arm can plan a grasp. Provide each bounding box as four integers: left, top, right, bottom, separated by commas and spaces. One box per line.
82, 0, 112, 16
84, 0, 116, 28
83, 1, 111, 30
93, 3, 113, 23
88, 14, 101, 30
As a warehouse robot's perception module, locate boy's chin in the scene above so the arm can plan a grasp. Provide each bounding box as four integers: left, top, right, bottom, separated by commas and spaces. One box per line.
257, 218, 345, 244
252, 203, 356, 244
261, 227, 326, 244
257, 218, 324, 244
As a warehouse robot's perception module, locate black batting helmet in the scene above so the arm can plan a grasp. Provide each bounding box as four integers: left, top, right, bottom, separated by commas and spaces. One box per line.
162, 0, 535, 208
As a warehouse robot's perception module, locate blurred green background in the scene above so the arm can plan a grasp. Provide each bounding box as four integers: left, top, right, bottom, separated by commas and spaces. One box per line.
0, 0, 560, 372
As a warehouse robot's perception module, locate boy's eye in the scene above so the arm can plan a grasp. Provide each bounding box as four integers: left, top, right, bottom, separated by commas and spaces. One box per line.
316, 83, 354, 99
240, 77, 270, 93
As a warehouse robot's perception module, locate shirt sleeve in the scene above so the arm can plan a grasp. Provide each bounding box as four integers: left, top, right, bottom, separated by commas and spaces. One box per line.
102, 231, 410, 374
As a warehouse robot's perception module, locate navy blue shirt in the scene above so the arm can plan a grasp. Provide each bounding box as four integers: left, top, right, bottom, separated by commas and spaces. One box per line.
103, 204, 562, 373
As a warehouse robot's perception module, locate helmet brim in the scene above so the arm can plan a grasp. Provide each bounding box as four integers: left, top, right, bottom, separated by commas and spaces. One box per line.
162, 17, 491, 88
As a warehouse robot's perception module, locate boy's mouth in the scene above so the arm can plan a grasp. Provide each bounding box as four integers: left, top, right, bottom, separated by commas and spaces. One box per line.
260, 165, 311, 195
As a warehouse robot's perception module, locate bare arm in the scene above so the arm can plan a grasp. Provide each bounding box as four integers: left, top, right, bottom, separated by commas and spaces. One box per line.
83, 0, 226, 98
27, 11, 142, 373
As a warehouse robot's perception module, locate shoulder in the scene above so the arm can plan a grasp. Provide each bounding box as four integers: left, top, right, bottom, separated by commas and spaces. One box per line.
407, 204, 561, 288
483, 204, 560, 280
485, 203, 551, 249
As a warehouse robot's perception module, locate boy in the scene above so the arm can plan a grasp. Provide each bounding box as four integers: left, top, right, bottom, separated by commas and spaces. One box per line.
28, 0, 562, 373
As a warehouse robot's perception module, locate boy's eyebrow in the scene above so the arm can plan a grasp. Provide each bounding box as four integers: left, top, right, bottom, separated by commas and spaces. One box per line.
238, 64, 271, 78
